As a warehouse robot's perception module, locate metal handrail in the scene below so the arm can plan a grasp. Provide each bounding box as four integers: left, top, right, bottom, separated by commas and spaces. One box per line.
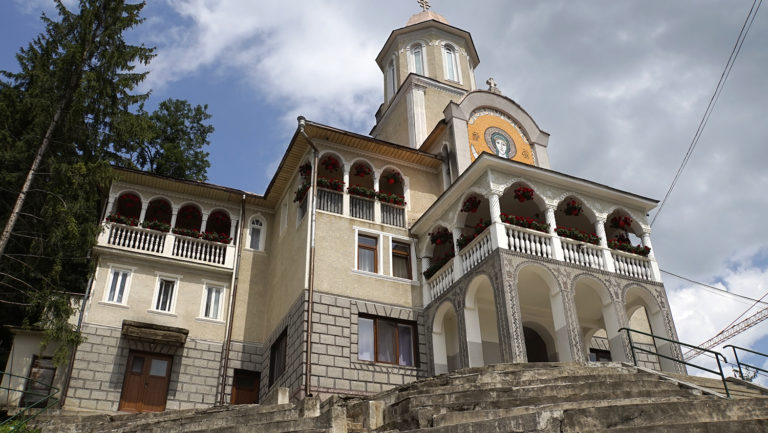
724, 344, 768, 381
619, 327, 730, 398
0, 370, 60, 428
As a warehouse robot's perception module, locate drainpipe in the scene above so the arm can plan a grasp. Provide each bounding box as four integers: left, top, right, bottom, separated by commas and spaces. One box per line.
298, 116, 319, 398
219, 194, 246, 405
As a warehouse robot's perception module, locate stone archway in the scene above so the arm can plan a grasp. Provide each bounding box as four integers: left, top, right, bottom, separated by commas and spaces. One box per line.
432, 302, 461, 374
464, 275, 501, 367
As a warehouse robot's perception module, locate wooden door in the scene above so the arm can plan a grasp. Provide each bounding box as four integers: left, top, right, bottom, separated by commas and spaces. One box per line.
119, 351, 172, 413
231, 369, 260, 405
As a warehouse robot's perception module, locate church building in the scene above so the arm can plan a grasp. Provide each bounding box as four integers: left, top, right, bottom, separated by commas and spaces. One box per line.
2, 4, 683, 413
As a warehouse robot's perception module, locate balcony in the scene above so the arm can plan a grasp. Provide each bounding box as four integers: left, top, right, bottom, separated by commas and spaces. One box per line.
424, 222, 658, 305
98, 223, 236, 269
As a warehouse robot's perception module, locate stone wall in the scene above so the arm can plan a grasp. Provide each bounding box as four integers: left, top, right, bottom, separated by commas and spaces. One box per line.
259, 292, 307, 401
65, 323, 222, 412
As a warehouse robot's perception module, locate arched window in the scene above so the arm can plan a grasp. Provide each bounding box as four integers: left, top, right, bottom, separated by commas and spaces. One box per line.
443, 45, 457, 82
411, 44, 424, 75
387, 60, 396, 100
249, 217, 265, 250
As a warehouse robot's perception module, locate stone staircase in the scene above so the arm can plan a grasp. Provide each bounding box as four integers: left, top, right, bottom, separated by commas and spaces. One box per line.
32, 362, 768, 432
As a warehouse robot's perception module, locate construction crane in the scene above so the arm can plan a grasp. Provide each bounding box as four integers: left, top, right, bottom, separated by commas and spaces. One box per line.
683, 305, 768, 361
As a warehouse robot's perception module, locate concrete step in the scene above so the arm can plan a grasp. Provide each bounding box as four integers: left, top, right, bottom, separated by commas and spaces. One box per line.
610, 419, 768, 433
664, 372, 768, 399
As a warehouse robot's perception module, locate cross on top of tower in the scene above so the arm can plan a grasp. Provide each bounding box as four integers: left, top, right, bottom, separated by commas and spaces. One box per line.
418, 0, 431, 12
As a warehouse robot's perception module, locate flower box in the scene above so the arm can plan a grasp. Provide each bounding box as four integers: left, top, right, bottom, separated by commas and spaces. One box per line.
317, 177, 344, 192
141, 219, 171, 232
500, 213, 549, 233
172, 227, 201, 238
376, 191, 406, 206
422, 252, 455, 280
457, 220, 490, 250
556, 227, 599, 245
347, 184, 376, 199
202, 231, 233, 244
106, 213, 138, 226
609, 235, 650, 256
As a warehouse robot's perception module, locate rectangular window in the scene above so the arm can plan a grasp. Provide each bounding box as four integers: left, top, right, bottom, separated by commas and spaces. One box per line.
202, 286, 223, 320
357, 234, 377, 273
154, 279, 175, 312
106, 269, 130, 304
392, 241, 411, 279
357, 316, 416, 366
269, 329, 287, 387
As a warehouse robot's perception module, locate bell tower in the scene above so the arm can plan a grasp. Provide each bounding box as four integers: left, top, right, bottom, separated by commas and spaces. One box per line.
371, 2, 479, 149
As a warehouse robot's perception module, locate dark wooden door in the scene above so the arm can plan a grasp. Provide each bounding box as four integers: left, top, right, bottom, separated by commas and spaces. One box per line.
119, 351, 172, 412
231, 369, 260, 405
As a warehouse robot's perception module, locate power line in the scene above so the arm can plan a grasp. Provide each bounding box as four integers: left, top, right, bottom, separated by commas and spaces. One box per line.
651, 0, 763, 226
661, 269, 768, 306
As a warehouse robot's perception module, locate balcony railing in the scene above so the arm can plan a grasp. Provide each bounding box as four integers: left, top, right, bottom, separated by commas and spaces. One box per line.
350, 195, 374, 221
98, 223, 235, 269
317, 188, 343, 214
424, 222, 660, 305
381, 203, 405, 227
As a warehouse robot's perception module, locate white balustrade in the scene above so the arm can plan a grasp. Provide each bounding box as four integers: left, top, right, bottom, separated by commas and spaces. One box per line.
427, 258, 455, 303
460, 229, 493, 273
99, 223, 234, 268
612, 250, 653, 280
505, 224, 553, 259
104, 223, 166, 253
561, 238, 606, 271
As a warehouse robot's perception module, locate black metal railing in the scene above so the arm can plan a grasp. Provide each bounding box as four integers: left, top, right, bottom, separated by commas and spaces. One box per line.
0, 370, 60, 429
724, 344, 768, 382
619, 327, 730, 398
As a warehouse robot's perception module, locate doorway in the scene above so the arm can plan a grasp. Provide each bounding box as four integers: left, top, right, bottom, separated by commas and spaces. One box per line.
231, 369, 260, 405
119, 351, 173, 412
523, 326, 549, 362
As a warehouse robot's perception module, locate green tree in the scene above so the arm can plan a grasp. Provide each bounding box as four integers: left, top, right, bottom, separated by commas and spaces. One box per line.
0, 0, 154, 364
115, 98, 214, 181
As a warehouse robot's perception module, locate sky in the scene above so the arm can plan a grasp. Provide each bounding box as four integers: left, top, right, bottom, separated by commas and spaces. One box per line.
2, 1, 767, 380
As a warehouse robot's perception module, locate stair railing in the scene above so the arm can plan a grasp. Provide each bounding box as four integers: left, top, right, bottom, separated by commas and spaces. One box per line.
619, 327, 730, 398
724, 345, 768, 381
0, 370, 61, 429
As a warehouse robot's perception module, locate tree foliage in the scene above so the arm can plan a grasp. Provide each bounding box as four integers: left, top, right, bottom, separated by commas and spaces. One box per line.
0, 0, 154, 364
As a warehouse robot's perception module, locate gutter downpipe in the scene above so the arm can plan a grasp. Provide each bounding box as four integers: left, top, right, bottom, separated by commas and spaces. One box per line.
298, 116, 318, 398
219, 193, 247, 405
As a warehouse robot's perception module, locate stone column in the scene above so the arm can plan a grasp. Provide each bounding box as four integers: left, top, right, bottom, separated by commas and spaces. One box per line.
342, 167, 350, 217
201, 212, 209, 233
373, 171, 381, 223
138, 201, 148, 223
595, 218, 616, 272
105, 195, 116, 217
421, 256, 432, 305
545, 205, 564, 260
452, 228, 464, 281
170, 206, 180, 229
642, 231, 662, 282
488, 193, 509, 250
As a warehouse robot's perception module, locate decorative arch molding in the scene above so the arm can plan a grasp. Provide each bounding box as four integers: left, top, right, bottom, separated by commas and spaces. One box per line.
452, 187, 489, 227
458, 91, 549, 148
571, 273, 614, 305
553, 192, 600, 223
317, 150, 347, 171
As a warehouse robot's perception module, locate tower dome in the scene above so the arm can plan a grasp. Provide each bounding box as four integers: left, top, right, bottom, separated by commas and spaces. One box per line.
405, 10, 449, 26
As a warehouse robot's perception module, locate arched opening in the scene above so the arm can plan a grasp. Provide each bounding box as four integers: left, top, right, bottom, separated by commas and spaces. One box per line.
433, 302, 460, 374
499, 182, 548, 232
348, 161, 375, 221
464, 275, 501, 367
386, 59, 396, 100
204, 210, 231, 243
523, 326, 550, 362
142, 198, 172, 232
606, 210, 650, 257
624, 286, 676, 372
517, 264, 572, 362
249, 217, 264, 250
573, 277, 624, 363
115, 192, 142, 220
174, 204, 202, 237
456, 193, 491, 251
554, 196, 598, 244
423, 225, 455, 280
378, 168, 406, 227
317, 153, 344, 214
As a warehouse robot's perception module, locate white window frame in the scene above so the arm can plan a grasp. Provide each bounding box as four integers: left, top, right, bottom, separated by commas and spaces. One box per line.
150, 273, 181, 315
102, 265, 133, 306
409, 43, 426, 76
386, 59, 397, 101
247, 215, 266, 251
199, 280, 227, 322
442, 43, 461, 83
354, 229, 381, 275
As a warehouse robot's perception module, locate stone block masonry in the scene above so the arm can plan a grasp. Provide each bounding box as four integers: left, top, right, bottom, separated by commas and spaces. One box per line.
65, 323, 223, 412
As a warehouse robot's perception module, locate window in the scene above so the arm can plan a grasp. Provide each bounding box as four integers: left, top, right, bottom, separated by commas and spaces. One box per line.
269, 329, 287, 387
202, 285, 224, 320
105, 268, 130, 304
386, 60, 396, 100
392, 241, 411, 279
357, 234, 378, 273
358, 316, 416, 366
443, 45, 457, 81
249, 218, 263, 250
154, 278, 176, 312
411, 44, 424, 75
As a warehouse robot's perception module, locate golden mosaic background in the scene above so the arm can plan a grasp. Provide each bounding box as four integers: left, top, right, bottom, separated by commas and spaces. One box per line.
467, 114, 534, 165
